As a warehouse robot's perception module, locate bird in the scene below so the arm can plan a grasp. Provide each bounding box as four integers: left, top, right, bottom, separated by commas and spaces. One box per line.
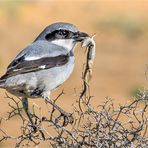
0, 22, 89, 128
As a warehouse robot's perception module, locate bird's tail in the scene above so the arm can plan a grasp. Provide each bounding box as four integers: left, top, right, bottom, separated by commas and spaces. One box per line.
0, 79, 6, 88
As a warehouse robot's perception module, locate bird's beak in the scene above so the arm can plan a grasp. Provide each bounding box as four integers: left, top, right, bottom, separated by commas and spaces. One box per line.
72, 31, 89, 42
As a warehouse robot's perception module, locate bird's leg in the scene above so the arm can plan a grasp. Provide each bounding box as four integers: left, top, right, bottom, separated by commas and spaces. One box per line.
44, 97, 74, 125
22, 97, 37, 132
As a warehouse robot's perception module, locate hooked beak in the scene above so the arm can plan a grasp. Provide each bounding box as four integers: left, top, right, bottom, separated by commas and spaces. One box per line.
72, 31, 89, 42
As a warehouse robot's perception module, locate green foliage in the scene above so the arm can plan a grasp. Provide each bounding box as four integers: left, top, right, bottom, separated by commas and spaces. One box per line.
130, 86, 148, 101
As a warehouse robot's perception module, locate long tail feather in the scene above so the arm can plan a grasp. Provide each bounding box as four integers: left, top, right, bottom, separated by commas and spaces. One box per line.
0, 79, 6, 88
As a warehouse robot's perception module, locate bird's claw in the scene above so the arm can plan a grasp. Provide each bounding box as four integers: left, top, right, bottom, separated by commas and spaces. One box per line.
63, 113, 74, 126
55, 113, 74, 126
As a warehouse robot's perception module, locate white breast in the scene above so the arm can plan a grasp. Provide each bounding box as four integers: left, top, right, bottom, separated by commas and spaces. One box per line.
36, 56, 75, 91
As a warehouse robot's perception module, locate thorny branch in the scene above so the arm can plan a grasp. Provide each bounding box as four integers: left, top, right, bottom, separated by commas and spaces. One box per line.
0, 89, 148, 147
0, 90, 148, 148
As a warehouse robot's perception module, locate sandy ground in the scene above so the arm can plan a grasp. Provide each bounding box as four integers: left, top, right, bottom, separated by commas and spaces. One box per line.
0, 0, 148, 147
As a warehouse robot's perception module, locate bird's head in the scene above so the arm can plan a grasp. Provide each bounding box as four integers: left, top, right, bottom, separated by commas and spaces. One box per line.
35, 22, 89, 51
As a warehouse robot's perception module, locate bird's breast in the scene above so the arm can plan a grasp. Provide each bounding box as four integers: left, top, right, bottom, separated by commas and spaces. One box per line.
55, 56, 75, 84
36, 56, 75, 91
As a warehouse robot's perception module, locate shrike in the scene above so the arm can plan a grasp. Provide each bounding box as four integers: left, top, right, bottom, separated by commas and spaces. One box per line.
0, 22, 89, 127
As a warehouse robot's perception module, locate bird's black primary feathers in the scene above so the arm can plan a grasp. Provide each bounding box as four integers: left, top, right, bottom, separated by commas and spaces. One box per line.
0, 54, 69, 80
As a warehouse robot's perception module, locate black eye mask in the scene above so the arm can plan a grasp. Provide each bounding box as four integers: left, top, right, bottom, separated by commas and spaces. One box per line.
45, 29, 75, 41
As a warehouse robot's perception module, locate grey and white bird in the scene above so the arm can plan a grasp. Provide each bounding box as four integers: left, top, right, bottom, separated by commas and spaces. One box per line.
0, 22, 89, 127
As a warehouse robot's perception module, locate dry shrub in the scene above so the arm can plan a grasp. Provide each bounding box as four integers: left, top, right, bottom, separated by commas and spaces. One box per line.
0, 86, 147, 147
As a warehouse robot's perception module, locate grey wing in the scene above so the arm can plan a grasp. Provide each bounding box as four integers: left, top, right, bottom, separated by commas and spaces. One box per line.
7, 40, 68, 70
1, 41, 69, 80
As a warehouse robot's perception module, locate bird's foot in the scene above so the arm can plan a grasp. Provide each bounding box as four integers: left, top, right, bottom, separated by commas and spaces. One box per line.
55, 112, 74, 126
44, 97, 74, 126
22, 97, 37, 132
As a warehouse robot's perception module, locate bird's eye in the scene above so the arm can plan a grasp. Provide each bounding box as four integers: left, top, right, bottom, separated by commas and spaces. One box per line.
57, 30, 69, 37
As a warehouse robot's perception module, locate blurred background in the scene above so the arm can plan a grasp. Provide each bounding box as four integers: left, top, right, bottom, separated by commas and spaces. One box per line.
0, 0, 148, 146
